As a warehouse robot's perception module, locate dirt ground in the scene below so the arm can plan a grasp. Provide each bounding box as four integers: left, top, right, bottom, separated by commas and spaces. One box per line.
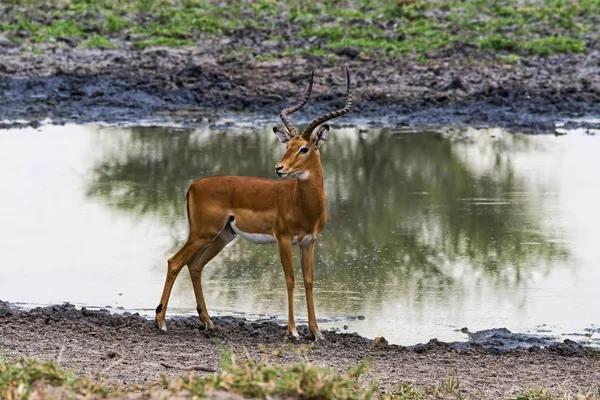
1, 302, 599, 399
2, 8, 600, 397
1, 0, 600, 132
1, 47, 600, 133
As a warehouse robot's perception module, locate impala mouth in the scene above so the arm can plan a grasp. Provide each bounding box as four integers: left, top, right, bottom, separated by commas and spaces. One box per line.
276, 171, 289, 178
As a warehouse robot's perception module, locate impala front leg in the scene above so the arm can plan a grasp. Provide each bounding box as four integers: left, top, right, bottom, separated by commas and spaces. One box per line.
301, 240, 323, 340
277, 235, 299, 339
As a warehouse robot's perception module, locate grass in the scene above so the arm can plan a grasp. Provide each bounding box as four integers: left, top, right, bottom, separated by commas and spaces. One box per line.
136, 37, 194, 49
479, 34, 518, 52
0, 0, 598, 59
515, 388, 600, 400
170, 356, 375, 399
0, 355, 376, 399
79, 34, 114, 49
0, 358, 123, 399
497, 54, 522, 65
2, 354, 600, 399
104, 13, 129, 33
522, 36, 587, 56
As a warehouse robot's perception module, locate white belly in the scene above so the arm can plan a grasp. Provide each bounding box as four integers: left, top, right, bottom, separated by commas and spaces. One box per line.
228, 217, 314, 246
229, 220, 277, 244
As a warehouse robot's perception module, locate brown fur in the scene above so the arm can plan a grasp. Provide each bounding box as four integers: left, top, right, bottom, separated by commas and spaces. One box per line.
156, 135, 327, 339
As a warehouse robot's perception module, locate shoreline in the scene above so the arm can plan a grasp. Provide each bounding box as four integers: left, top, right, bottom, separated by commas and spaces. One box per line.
2, 300, 599, 350
1, 49, 600, 133
1, 301, 599, 398
2, 300, 598, 354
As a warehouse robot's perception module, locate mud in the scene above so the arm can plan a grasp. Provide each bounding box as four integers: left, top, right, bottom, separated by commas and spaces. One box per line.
1, 48, 600, 132
1, 302, 599, 398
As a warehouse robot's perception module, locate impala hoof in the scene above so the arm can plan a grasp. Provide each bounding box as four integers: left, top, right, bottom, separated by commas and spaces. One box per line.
197, 306, 214, 331
155, 304, 167, 331
157, 320, 167, 332
287, 329, 300, 343
313, 331, 325, 341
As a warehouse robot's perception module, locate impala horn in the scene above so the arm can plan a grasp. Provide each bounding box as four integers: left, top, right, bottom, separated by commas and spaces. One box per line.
279, 71, 314, 136
302, 67, 352, 140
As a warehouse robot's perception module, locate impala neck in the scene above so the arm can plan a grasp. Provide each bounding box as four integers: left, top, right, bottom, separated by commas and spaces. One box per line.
294, 156, 325, 215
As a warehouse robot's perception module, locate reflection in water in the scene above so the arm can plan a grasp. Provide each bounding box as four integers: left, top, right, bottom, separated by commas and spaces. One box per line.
0, 125, 597, 345
85, 125, 572, 336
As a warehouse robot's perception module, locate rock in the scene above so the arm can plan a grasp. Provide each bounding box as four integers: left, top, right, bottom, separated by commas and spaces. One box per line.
335, 47, 360, 59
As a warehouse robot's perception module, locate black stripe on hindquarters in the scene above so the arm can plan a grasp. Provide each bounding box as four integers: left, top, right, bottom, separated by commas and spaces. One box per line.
186, 189, 192, 227
228, 215, 236, 235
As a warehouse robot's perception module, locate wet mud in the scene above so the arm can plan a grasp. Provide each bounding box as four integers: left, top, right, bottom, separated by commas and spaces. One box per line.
1, 301, 599, 398
1, 49, 600, 132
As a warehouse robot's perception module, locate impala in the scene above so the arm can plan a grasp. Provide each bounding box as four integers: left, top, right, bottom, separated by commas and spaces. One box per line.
155, 68, 353, 340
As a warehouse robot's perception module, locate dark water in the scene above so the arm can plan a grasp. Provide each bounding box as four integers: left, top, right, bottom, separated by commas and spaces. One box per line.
0, 124, 598, 345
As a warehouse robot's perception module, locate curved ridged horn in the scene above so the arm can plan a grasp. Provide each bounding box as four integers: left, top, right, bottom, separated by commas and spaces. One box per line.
279, 71, 314, 136
302, 67, 352, 140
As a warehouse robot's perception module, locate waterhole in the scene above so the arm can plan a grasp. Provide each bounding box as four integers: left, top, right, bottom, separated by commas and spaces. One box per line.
0, 124, 598, 345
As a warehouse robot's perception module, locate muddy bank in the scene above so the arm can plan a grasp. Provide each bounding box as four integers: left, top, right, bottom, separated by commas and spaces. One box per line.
1, 302, 599, 398
1, 49, 600, 132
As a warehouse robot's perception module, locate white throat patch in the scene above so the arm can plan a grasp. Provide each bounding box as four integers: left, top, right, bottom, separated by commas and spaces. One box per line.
296, 171, 310, 180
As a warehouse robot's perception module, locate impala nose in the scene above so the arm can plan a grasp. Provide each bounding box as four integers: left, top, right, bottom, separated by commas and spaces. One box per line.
275, 165, 284, 176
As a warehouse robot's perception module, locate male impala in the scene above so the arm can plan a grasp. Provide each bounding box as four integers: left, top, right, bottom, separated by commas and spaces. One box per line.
155, 68, 352, 340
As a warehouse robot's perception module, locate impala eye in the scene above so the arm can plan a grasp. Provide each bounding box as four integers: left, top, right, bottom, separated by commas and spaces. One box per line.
299, 147, 309, 154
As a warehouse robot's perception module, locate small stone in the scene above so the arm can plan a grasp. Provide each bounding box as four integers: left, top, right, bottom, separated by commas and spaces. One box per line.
372, 336, 388, 346
260, 39, 278, 48
107, 350, 119, 358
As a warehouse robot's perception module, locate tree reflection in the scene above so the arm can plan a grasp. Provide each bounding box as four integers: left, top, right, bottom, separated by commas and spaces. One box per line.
86, 126, 568, 312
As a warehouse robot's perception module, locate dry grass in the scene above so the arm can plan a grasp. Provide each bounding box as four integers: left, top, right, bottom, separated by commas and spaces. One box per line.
2, 355, 599, 399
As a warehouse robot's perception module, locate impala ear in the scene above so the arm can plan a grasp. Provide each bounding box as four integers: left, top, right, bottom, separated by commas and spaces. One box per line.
273, 127, 292, 144
312, 124, 329, 149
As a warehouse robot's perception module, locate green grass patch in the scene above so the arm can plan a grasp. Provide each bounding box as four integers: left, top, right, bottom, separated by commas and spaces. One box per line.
497, 53, 522, 65
0, 356, 376, 400
1, 0, 598, 58
254, 52, 280, 62
479, 34, 518, 52
2, 355, 599, 399
0, 358, 121, 399
301, 26, 345, 41
104, 12, 129, 32
79, 34, 114, 49
306, 47, 328, 57
171, 355, 375, 399
135, 36, 194, 49
515, 387, 600, 400
522, 36, 586, 55
46, 20, 84, 38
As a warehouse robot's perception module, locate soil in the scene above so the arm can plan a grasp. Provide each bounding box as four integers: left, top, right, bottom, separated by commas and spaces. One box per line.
2, 15, 600, 399
1, 46, 600, 133
1, 302, 599, 399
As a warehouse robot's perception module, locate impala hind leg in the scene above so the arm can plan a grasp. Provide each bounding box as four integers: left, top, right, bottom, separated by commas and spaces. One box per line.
155, 236, 214, 331
188, 230, 235, 330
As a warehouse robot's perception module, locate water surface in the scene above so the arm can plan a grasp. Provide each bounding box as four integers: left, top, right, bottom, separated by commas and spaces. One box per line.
0, 125, 598, 345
